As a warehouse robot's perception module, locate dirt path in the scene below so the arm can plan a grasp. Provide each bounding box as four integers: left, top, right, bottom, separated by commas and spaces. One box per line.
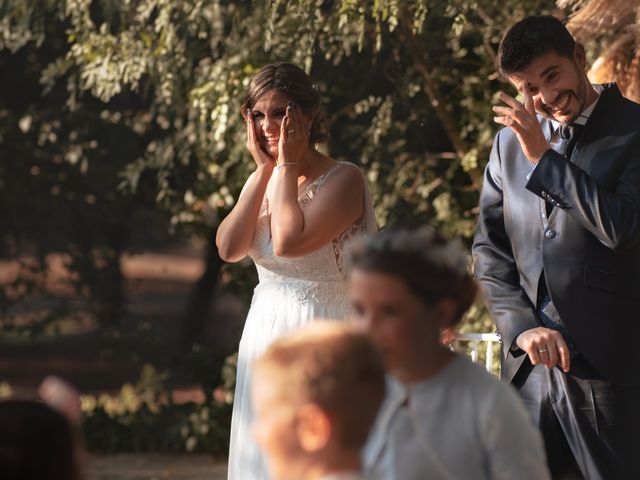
87, 454, 227, 480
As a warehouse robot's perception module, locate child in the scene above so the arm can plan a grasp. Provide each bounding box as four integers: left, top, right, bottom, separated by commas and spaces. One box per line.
251, 322, 386, 480
347, 227, 550, 480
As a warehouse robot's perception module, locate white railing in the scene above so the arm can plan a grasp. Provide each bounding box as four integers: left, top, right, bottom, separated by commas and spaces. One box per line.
453, 333, 501, 375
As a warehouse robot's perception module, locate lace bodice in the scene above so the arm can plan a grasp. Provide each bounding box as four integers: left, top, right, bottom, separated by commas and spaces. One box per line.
248, 162, 374, 286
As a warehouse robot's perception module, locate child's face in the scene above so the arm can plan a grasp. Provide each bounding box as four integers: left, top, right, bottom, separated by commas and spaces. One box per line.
251, 371, 303, 480
348, 269, 442, 381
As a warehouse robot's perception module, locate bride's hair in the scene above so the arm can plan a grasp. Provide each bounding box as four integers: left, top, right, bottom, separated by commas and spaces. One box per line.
240, 62, 328, 144
347, 227, 477, 327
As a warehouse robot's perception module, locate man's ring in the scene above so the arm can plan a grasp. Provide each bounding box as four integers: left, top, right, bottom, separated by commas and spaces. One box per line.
538, 348, 548, 353
288, 129, 295, 133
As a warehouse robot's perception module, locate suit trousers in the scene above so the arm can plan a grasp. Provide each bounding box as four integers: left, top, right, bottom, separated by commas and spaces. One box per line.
513, 357, 619, 480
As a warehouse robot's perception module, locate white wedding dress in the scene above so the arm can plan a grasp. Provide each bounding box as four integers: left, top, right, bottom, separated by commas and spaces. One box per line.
227, 162, 377, 480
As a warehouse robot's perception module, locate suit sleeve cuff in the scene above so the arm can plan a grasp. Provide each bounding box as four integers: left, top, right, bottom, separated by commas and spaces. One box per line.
525, 149, 568, 209
502, 319, 540, 360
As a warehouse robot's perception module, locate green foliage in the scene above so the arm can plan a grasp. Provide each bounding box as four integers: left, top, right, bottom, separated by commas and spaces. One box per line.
1, 0, 561, 331
2, 0, 560, 224
81, 360, 234, 453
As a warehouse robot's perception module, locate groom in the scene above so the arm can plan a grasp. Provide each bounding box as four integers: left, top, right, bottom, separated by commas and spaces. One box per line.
473, 15, 640, 479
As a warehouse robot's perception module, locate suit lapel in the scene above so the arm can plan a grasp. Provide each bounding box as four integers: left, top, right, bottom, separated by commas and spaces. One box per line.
539, 119, 555, 226
569, 83, 618, 172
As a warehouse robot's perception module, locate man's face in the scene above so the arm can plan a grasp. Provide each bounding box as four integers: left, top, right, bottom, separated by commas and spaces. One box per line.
507, 48, 594, 124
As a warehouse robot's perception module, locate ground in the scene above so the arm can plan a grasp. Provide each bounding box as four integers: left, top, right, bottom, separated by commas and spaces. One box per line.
87, 454, 227, 480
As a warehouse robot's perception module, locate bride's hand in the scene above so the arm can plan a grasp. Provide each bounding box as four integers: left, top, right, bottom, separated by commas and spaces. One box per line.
245, 108, 276, 170
278, 102, 308, 165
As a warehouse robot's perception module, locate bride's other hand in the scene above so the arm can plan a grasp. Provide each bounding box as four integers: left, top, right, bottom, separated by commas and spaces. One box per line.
278, 102, 307, 165
245, 108, 276, 171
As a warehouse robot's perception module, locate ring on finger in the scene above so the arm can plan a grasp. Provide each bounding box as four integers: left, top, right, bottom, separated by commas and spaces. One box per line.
538, 348, 548, 354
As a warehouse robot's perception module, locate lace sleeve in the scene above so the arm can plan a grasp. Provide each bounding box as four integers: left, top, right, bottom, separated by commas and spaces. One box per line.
330, 162, 378, 275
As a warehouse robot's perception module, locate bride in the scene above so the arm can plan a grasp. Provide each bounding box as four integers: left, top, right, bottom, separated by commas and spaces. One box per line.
215, 62, 376, 480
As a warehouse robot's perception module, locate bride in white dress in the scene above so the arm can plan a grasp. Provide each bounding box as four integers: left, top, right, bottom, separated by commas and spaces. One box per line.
215, 62, 376, 480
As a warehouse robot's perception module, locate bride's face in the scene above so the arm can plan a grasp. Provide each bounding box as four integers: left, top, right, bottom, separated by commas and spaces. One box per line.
250, 89, 312, 158
250, 90, 290, 158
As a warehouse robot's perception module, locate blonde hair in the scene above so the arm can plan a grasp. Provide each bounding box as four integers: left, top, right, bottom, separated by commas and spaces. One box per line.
254, 322, 385, 450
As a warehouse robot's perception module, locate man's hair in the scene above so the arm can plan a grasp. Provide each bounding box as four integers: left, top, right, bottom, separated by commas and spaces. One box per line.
498, 15, 576, 76
254, 322, 385, 450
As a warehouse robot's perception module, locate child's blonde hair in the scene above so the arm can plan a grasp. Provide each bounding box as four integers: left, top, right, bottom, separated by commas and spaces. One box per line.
254, 322, 385, 450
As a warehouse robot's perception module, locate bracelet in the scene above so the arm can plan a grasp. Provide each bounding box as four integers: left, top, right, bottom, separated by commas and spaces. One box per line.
276, 163, 299, 168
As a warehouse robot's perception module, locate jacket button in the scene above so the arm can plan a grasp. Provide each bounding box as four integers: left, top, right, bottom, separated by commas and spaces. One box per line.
545, 229, 556, 239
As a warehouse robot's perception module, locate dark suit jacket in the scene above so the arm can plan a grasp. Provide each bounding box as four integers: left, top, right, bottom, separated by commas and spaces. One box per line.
472, 83, 640, 386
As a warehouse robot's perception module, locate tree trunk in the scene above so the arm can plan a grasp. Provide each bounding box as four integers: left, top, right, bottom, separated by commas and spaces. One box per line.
180, 232, 224, 348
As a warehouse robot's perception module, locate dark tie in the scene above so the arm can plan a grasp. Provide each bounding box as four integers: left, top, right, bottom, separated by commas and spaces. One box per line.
559, 123, 583, 158
546, 123, 583, 216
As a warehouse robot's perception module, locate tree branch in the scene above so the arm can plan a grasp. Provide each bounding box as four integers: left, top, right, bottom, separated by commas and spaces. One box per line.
397, 10, 482, 187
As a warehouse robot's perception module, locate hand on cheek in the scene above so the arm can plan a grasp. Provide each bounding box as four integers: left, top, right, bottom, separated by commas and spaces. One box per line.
492, 90, 550, 164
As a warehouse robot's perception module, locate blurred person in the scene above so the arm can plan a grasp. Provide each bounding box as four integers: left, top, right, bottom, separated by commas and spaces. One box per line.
38, 375, 83, 424
251, 322, 386, 480
0, 399, 84, 480
473, 15, 640, 478
215, 62, 376, 479
348, 227, 550, 480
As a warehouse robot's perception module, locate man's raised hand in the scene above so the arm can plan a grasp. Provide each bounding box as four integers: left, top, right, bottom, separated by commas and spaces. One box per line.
493, 90, 550, 164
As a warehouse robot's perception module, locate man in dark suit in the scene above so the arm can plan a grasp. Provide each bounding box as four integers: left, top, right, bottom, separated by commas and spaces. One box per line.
472, 15, 640, 479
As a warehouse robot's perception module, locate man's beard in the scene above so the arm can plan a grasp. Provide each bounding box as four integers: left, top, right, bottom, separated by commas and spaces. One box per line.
568, 64, 588, 123
571, 72, 588, 122
540, 64, 588, 123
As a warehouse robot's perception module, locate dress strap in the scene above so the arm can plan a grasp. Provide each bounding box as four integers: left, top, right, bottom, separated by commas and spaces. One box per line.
299, 163, 377, 234
312, 162, 345, 191
298, 162, 346, 202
